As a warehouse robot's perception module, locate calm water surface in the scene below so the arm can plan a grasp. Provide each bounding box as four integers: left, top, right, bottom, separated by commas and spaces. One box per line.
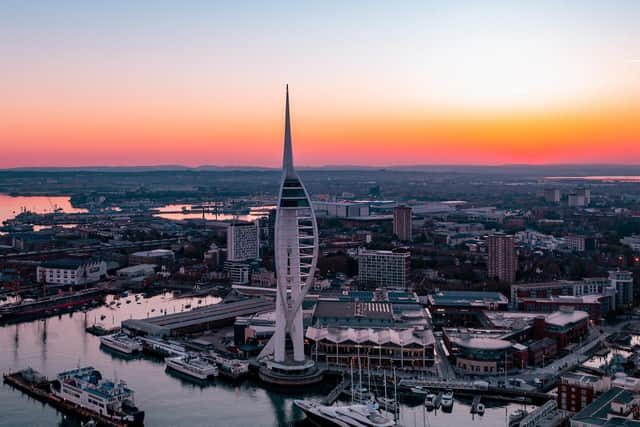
153, 204, 273, 222
0, 194, 86, 224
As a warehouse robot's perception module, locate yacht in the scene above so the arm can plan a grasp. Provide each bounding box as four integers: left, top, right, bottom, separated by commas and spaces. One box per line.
99, 333, 143, 354
441, 390, 454, 411
424, 393, 436, 410
165, 354, 219, 380
335, 404, 396, 426
294, 400, 395, 427
51, 367, 144, 426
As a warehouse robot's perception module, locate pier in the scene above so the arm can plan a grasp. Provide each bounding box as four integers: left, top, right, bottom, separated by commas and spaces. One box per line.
322, 378, 351, 405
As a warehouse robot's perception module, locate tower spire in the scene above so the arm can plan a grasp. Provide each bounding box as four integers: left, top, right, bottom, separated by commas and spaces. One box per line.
283, 84, 294, 175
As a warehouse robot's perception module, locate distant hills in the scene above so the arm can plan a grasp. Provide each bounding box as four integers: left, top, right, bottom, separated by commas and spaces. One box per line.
2, 164, 639, 176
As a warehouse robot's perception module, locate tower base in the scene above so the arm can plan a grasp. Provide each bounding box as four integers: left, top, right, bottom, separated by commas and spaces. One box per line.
258, 359, 324, 387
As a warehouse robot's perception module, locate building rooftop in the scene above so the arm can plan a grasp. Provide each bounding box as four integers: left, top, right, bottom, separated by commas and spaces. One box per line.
306, 325, 435, 347
130, 249, 174, 257
451, 336, 513, 351
511, 280, 580, 289
428, 291, 508, 307
572, 387, 640, 427
41, 258, 97, 269
545, 309, 589, 327
520, 295, 604, 304
482, 311, 542, 329
313, 300, 394, 321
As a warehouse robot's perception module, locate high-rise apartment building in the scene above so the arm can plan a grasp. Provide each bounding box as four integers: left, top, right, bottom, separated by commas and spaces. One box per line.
227, 222, 259, 262
393, 205, 412, 241
487, 233, 516, 284
609, 270, 634, 308
358, 248, 410, 290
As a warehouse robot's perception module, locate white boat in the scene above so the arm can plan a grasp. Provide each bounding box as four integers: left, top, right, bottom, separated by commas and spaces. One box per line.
376, 397, 397, 412
424, 393, 436, 409
294, 400, 396, 427
441, 390, 454, 410
166, 354, 219, 380
99, 333, 143, 354
410, 385, 430, 396
335, 404, 396, 426
509, 409, 528, 426
476, 403, 485, 415
51, 367, 144, 425
209, 353, 249, 379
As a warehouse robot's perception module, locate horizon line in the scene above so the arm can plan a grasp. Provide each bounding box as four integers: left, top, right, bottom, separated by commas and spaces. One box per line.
2, 162, 640, 171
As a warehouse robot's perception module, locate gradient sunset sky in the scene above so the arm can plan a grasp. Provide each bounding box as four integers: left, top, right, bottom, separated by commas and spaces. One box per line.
1, 0, 639, 168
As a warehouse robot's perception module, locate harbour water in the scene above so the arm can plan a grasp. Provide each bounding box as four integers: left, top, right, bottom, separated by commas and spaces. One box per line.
153, 204, 273, 222
0, 194, 86, 224
0, 293, 534, 427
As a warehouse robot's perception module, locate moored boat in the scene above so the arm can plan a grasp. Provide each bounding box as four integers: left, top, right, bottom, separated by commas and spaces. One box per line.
165, 354, 218, 380
441, 390, 454, 411
100, 333, 143, 354
51, 367, 144, 426
294, 400, 396, 427
424, 393, 436, 410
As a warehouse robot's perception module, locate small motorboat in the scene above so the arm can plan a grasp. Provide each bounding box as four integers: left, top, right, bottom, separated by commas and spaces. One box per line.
424, 393, 436, 410
441, 390, 454, 411
476, 403, 485, 415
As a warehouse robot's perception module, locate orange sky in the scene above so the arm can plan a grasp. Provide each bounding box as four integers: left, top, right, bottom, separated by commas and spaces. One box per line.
1, 2, 639, 167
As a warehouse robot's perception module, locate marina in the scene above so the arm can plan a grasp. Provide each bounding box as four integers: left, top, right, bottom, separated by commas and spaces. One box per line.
0, 291, 542, 426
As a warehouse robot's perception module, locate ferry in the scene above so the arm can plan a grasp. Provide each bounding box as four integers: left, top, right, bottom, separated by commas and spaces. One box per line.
100, 333, 143, 354
51, 367, 144, 426
165, 354, 219, 380
209, 353, 249, 379
294, 400, 396, 427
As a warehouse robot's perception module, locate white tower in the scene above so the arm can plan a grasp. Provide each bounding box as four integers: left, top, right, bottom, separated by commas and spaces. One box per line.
259, 86, 319, 363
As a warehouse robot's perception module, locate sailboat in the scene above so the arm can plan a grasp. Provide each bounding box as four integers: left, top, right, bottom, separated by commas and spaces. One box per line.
376, 370, 398, 413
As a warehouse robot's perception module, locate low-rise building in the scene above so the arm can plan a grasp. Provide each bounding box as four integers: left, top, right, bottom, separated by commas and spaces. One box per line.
129, 249, 175, 268
306, 326, 435, 370
116, 264, 156, 278
570, 387, 640, 427
427, 291, 509, 327
37, 258, 107, 286
558, 373, 610, 413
